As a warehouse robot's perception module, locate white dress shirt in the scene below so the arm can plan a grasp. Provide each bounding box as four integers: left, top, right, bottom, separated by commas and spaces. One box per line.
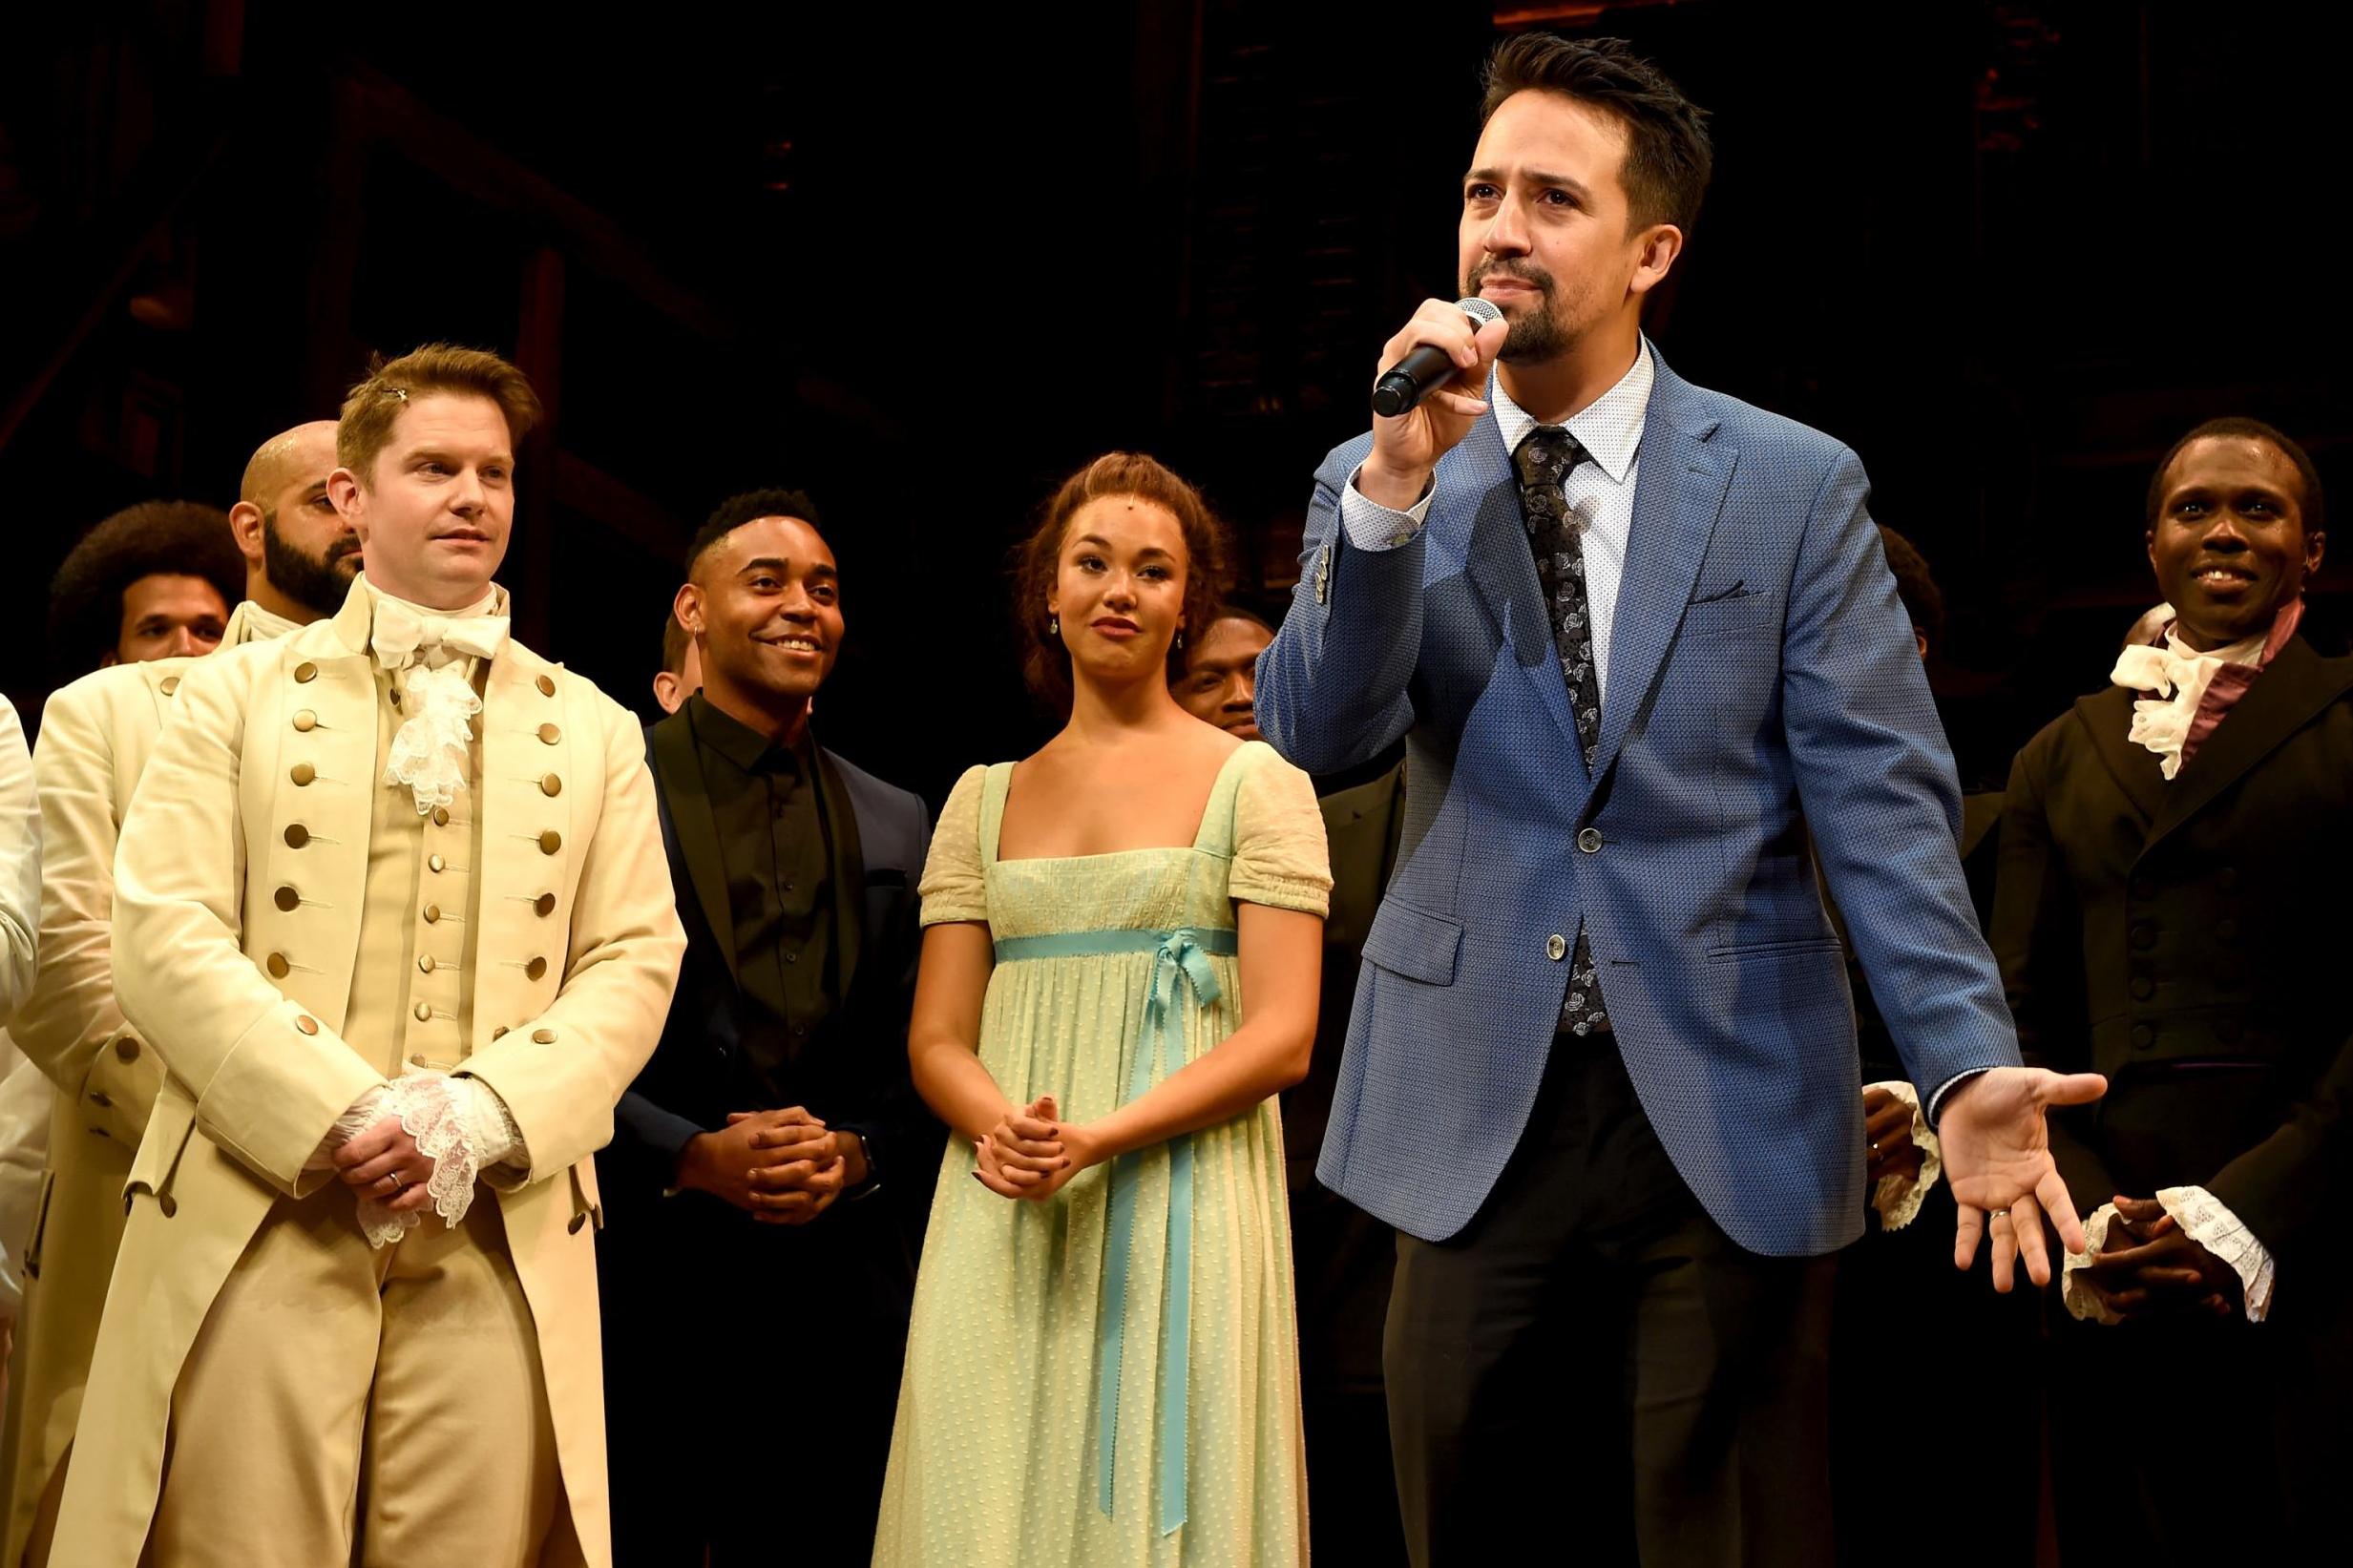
1338, 344, 1654, 706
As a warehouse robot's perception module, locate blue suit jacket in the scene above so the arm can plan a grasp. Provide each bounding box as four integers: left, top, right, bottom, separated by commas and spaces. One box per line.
1256, 347, 2020, 1255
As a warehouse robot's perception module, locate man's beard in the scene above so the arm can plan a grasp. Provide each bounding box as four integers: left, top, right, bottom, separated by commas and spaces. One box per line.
263, 514, 363, 618
1464, 261, 1574, 363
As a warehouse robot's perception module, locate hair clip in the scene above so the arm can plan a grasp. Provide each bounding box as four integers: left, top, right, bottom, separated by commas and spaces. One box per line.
385, 387, 410, 402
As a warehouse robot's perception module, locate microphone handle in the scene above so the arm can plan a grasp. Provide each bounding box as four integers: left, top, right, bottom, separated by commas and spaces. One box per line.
1371, 343, 1461, 418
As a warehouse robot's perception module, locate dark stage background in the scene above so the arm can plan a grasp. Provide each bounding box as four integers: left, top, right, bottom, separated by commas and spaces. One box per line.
4, 0, 2347, 805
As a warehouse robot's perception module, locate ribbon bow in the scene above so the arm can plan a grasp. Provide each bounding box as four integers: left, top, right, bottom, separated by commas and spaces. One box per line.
1096, 927, 1223, 1537
369, 596, 509, 672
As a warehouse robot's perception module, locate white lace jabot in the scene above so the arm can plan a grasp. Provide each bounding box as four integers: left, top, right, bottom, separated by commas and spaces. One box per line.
366, 581, 509, 814
2109, 626, 2264, 780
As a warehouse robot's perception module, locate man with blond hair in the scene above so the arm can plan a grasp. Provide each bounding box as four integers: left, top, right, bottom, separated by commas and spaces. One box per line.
0, 421, 349, 1568
53, 347, 683, 1568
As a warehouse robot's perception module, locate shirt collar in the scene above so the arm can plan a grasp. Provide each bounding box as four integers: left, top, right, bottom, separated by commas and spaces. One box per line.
364, 576, 505, 625
686, 692, 811, 779
1489, 340, 1653, 485
229, 599, 304, 645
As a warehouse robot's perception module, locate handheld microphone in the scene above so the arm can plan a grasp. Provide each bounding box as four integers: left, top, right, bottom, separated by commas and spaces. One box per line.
1371, 297, 1503, 418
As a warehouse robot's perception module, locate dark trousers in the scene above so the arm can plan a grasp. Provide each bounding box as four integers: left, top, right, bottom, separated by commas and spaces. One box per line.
599, 1194, 912, 1567
1384, 1035, 1836, 1568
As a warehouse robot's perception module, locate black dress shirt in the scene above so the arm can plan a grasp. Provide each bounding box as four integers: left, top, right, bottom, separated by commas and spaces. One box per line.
685, 694, 836, 1081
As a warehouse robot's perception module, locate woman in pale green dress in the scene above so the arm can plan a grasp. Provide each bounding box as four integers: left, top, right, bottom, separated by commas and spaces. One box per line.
873, 454, 1330, 1566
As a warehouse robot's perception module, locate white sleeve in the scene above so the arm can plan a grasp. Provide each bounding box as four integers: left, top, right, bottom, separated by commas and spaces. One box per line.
0, 700, 40, 1025
1338, 464, 1436, 552
2061, 1190, 2276, 1325
1864, 1079, 1942, 1231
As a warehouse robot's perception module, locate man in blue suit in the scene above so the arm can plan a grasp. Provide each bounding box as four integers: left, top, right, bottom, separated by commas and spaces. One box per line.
1255, 33, 2103, 1565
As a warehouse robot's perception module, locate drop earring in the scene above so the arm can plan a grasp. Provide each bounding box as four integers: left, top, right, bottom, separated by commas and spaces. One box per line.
1048, 611, 1060, 636
1174, 626, 1185, 654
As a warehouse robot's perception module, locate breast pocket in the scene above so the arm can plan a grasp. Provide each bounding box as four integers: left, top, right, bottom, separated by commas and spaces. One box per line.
1361, 899, 1463, 987
1679, 591, 1777, 638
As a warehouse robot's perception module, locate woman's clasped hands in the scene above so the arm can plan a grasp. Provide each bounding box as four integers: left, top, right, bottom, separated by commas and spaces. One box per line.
974, 1095, 1098, 1202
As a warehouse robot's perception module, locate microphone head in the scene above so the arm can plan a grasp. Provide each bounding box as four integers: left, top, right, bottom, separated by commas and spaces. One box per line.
1457, 296, 1503, 327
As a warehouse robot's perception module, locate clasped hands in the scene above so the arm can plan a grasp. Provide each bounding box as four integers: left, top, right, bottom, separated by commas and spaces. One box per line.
677, 1107, 866, 1225
332, 1117, 439, 1215
972, 1096, 1100, 1202
2077, 1196, 2238, 1320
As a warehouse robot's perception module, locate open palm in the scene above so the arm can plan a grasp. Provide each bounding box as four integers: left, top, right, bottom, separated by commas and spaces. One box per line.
1938, 1065, 2108, 1290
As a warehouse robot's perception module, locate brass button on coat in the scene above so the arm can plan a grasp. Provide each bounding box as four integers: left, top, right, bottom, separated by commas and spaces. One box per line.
418, 955, 435, 973
567, 1213, 587, 1234
294, 661, 318, 682
432, 806, 451, 826
492, 1026, 510, 1040
266, 952, 290, 978
536, 674, 557, 697
1545, 933, 1567, 962
292, 710, 317, 732
291, 763, 316, 786
294, 1015, 320, 1035
423, 904, 441, 924
540, 774, 561, 797
525, 956, 548, 981
274, 886, 301, 911
159, 676, 180, 696
413, 1001, 432, 1022
115, 1038, 139, 1062
429, 853, 446, 873
538, 830, 561, 854
410, 1053, 431, 1068
90, 1091, 111, 1109
284, 824, 309, 847
537, 723, 560, 744
532, 1028, 557, 1044
534, 892, 557, 916
159, 1195, 179, 1218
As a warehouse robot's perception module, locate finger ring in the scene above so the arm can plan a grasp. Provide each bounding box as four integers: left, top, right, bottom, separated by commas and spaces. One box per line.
377, 1173, 404, 1195
1869, 1140, 1880, 1157
1989, 1207, 2010, 1222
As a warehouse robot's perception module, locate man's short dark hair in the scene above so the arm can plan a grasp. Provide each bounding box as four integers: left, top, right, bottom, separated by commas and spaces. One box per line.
1877, 527, 1944, 654
47, 499, 242, 673
1480, 33, 1712, 238
660, 609, 690, 677
2144, 417, 2325, 539
684, 488, 826, 579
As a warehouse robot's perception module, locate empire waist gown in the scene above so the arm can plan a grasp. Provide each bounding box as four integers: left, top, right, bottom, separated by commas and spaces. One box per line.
873, 741, 1331, 1566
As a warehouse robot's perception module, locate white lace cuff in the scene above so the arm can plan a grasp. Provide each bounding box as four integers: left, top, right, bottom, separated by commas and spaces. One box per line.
2062, 1190, 2275, 1325
1865, 1079, 1942, 1231
2156, 1184, 2275, 1323
315, 1074, 527, 1247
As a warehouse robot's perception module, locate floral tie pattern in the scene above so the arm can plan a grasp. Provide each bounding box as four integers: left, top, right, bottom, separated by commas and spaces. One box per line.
1512, 424, 1612, 1036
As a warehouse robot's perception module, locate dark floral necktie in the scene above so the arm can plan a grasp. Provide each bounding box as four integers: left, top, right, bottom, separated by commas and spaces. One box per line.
1512, 424, 1612, 1036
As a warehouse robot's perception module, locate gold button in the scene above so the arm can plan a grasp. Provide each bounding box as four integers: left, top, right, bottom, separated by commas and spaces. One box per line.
266, 952, 290, 978
428, 853, 446, 873
536, 674, 557, 697
532, 1028, 557, 1044
492, 1025, 510, 1040
159, 675, 180, 696
423, 903, 440, 924
418, 954, 435, 973
294, 661, 318, 683
284, 824, 309, 847
410, 1053, 430, 1068
540, 773, 562, 797
274, 886, 301, 911
432, 805, 451, 826
294, 1014, 319, 1035
538, 830, 561, 855
292, 710, 317, 732
567, 1212, 587, 1235
525, 956, 548, 981
116, 1037, 139, 1062
158, 1194, 179, 1218
92, 1126, 111, 1139
534, 892, 557, 916
90, 1090, 112, 1108
413, 1001, 432, 1022
290, 763, 316, 786
537, 723, 560, 744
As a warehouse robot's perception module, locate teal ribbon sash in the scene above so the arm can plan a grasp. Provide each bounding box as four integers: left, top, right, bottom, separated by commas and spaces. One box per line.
990, 924, 1237, 1537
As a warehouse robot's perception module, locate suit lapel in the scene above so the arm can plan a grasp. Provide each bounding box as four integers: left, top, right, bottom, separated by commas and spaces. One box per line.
1592, 364, 1733, 782
1456, 408, 1592, 771
814, 743, 866, 1000
2143, 637, 2353, 855
648, 710, 740, 985
2071, 685, 2169, 828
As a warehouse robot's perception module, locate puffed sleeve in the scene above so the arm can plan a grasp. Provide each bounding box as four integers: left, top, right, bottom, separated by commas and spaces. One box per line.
918, 764, 990, 926
1228, 746, 1333, 917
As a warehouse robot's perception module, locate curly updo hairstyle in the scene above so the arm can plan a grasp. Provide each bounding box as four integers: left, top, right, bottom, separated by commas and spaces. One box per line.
1012, 452, 1234, 715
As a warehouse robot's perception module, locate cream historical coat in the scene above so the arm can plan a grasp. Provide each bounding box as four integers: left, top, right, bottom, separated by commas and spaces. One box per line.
0, 641, 214, 1567
51, 586, 684, 1567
